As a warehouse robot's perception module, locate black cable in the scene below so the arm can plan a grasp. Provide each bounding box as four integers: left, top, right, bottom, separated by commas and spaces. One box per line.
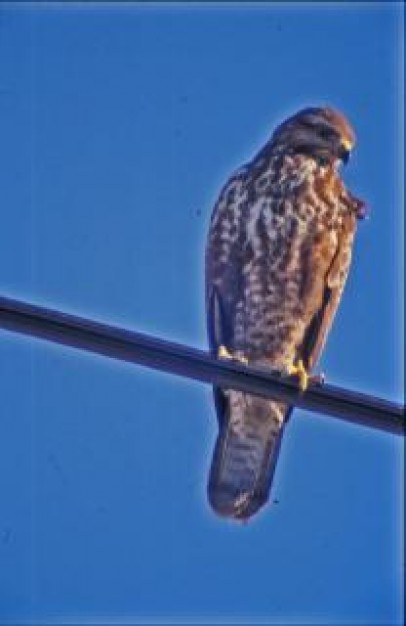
0, 295, 404, 436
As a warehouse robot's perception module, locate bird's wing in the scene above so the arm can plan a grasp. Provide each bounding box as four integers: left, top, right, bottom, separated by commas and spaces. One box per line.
300, 212, 357, 371
205, 169, 247, 356
205, 169, 248, 424
206, 286, 232, 422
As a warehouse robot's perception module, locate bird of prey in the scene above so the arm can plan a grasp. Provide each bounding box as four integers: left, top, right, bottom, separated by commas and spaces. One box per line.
205, 106, 365, 521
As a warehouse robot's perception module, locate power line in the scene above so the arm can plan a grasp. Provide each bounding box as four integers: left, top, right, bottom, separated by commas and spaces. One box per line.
0, 295, 404, 436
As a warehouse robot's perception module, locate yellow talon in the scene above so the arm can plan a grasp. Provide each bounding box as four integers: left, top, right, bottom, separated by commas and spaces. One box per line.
287, 359, 309, 392
218, 345, 248, 365
218, 345, 233, 359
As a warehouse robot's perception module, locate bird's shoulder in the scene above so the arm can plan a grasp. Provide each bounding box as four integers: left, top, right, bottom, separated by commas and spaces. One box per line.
208, 164, 251, 231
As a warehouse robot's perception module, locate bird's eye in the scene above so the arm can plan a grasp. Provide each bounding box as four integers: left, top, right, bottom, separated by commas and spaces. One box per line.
317, 155, 329, 166
319, 127, 333, 140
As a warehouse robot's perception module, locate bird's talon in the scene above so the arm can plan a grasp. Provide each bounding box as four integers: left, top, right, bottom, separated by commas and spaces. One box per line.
218, 345, 248, 365
218, 345, 232, 360
287, 359, 309, 392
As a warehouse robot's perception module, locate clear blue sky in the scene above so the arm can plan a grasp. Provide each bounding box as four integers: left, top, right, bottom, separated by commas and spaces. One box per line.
0, 3, 403, 624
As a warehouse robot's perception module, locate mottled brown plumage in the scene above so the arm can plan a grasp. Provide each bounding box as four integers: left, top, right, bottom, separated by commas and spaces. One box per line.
205, 106, 365, 520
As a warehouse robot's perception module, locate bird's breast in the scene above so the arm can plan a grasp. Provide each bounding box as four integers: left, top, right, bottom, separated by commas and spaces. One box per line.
234, 165, 349, 364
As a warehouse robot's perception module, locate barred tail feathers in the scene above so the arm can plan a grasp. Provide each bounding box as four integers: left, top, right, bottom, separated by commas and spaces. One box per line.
208, 390, 288, 520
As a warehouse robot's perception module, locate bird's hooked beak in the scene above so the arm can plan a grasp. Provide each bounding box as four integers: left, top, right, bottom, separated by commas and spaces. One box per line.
337, 137, 353, 164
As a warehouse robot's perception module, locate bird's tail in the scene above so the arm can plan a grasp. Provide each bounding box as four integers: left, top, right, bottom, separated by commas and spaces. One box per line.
208, 390, 288, 520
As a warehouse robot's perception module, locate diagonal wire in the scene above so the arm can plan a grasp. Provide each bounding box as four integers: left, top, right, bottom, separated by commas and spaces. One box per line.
0, 295, 404, 436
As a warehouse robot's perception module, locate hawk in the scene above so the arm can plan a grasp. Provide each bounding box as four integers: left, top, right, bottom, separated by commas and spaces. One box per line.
205, 106, 365, 520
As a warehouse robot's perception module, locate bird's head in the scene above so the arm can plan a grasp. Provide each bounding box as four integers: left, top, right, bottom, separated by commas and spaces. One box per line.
271, 106, 356, 167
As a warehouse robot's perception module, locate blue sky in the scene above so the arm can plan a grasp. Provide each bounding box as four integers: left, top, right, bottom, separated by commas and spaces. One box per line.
0, 3, 403, 624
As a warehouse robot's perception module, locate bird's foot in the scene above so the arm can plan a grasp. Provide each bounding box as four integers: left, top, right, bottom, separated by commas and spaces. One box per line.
217, 345, 248, 365
287, 359, 309, 392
